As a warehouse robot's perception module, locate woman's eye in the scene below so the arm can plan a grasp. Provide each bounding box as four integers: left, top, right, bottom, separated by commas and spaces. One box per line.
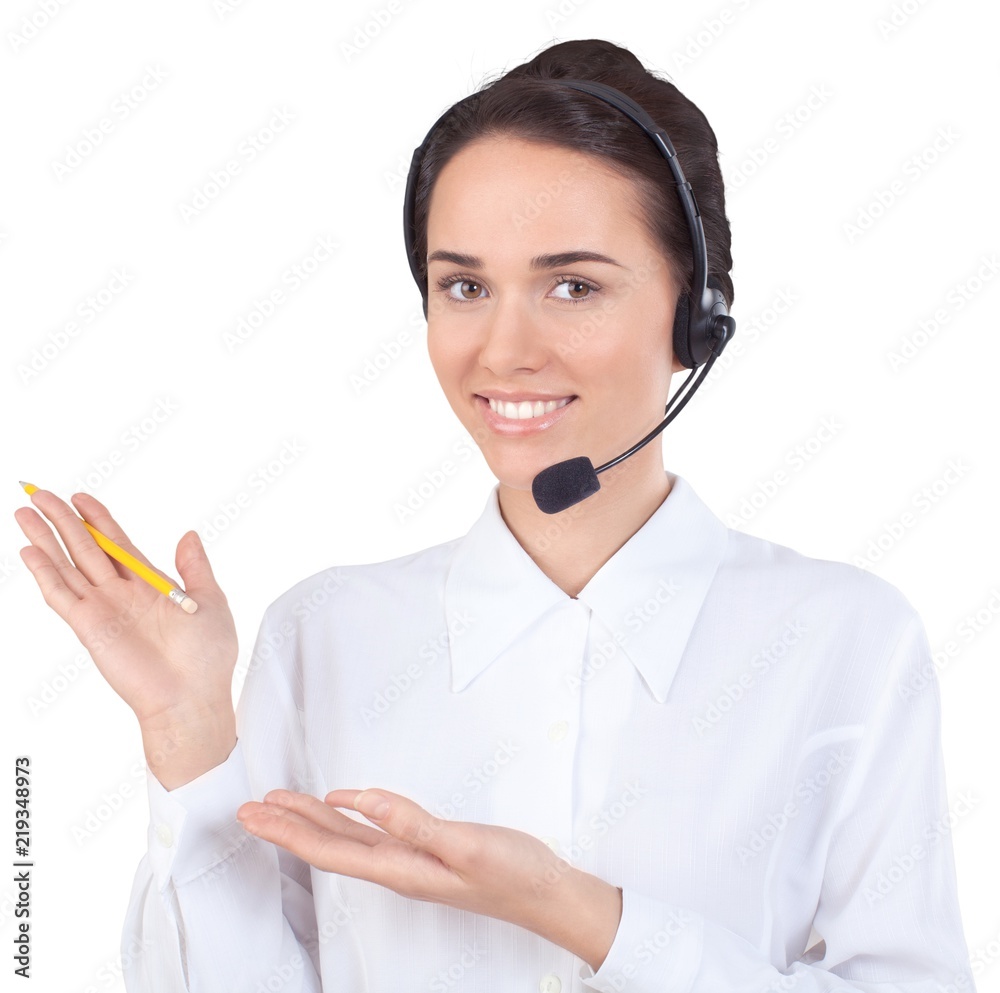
552, 278, 595, 301
447, 279, 485, 301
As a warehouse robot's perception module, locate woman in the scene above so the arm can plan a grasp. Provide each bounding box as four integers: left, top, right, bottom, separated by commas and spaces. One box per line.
14, 38, 974, 992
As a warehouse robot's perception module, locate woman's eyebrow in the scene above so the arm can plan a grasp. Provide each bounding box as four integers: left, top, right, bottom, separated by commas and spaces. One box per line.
426, 249, 626, 270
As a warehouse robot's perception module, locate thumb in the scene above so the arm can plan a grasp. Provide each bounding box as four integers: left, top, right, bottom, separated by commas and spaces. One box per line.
174, 530, 221, 594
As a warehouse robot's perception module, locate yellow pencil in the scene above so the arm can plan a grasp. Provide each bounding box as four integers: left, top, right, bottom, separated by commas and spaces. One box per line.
19, 481, 198, 614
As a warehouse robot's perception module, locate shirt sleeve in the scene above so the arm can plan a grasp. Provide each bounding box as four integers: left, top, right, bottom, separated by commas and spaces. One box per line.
579, 612, 977, 993
121, 606, 323, 993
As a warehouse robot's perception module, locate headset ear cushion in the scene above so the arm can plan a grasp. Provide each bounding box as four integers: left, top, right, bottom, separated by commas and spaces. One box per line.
672, 292, 695, 369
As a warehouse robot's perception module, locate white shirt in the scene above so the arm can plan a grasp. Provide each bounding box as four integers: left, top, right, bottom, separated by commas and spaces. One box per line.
122, 470, 976, 992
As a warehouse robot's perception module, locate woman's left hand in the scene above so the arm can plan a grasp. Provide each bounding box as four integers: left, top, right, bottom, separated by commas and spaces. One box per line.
236, 787, 622, 967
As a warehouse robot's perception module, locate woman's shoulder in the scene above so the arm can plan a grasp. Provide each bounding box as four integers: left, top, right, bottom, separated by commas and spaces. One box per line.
715, 528, 932, 720
719, 524, 921, 635
262, 531, 464, 624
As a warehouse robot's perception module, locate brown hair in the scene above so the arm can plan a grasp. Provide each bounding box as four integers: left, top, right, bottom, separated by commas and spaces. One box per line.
410, 38, 734, 310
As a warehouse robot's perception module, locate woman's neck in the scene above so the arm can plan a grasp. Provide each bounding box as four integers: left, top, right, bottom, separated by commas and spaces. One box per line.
496, 449, 673, 599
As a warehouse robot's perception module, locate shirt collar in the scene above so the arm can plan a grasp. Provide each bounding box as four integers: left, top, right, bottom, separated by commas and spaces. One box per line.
444, 470, 729, 702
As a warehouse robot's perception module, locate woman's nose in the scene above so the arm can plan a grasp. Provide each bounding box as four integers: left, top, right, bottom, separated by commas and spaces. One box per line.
477, 295, 549, 375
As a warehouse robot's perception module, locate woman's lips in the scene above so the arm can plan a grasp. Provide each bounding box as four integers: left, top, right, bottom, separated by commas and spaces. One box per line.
475, 394, 577, 436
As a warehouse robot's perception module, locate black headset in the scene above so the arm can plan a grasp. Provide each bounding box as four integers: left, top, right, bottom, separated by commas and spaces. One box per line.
401, 76, 736, 371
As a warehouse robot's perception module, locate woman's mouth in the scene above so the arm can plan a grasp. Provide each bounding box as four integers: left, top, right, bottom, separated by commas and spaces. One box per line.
475, 395, 577, 435
487, 396, 573, 419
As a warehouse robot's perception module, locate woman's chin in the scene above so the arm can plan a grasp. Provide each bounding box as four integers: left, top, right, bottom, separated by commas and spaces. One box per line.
484, 456, 560, 496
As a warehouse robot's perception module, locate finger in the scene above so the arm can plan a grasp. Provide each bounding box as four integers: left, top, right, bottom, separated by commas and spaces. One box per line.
70, 492, 178, 586
17, 540, 85, 617
14, 503, 94, 599
25, 489, 121, 587
172, 529, 221, 597
327, 789, 457, 862
237, 801, 384, 877
262, 789, 387, 846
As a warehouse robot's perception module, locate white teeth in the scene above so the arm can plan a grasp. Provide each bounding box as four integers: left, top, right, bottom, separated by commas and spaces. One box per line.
488, 397, 573, 420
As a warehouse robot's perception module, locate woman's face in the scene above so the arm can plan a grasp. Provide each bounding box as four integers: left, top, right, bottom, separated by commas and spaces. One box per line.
425, 136, 685, 497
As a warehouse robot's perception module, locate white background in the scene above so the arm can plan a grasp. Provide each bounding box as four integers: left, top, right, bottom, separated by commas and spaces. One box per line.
1, 0, 997, 988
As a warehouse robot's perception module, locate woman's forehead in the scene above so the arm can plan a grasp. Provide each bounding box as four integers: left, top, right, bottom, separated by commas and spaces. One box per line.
435, 134, 627, 185
426, 138, 652, 261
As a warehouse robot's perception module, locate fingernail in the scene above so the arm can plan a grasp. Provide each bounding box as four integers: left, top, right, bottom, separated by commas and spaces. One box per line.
355, 791, 389, 819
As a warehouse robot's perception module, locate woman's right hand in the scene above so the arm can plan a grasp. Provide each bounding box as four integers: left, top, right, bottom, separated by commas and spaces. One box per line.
14, 488, 239, 785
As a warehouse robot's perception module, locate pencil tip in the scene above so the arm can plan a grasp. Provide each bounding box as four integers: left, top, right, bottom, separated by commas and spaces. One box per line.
19, 481, 35, 492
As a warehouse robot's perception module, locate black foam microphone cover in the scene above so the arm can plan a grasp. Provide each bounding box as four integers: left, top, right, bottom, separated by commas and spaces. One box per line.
531, 456, 601, 514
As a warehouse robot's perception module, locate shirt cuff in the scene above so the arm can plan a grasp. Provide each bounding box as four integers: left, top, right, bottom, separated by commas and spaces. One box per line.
144, 737, 254, 890
579, 887, 703, 992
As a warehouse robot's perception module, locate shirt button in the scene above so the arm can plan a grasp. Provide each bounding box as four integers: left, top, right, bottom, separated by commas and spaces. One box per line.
539, 974, 562, 993
547, 720, 569, 742
155, 823, 174, 848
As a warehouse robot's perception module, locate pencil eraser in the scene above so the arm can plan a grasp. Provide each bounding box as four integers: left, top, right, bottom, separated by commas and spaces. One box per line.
180, 597, 198, 614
